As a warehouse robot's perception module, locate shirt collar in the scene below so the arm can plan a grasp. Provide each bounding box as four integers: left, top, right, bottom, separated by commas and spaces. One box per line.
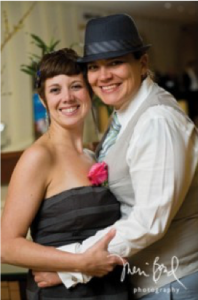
116, 76, 154, 134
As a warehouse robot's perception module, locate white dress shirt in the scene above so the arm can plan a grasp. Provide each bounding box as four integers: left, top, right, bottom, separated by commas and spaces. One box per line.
58, 77, 198, 288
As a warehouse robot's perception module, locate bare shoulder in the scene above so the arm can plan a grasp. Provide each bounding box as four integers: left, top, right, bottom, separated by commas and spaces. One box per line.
2, 138, 55, 236
20, 144, 49, 167
24, 141, 52, 164
12, 138, 53, 182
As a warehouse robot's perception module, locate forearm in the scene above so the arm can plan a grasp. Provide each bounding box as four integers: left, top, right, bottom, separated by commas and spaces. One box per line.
1, 237, 83, 272
34, 229, 122, 289
107, 113, 198, 258
80, 223, 144, 258
83, 116, 196, 258
55, 116, 198, 288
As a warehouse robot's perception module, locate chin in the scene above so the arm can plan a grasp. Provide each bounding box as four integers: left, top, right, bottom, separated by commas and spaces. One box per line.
101, 96, 116, 104
104, 100, 120, 108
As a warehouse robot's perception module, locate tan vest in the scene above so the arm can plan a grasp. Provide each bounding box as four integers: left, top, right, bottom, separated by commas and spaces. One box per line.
97, 83, 198, 298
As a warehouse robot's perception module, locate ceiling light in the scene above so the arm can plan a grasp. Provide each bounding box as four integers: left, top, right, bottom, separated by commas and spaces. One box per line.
164, 2, 172, 9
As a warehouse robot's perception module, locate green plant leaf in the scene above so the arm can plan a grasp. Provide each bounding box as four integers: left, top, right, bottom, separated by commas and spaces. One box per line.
29, 53, 41, 60
49, 40, 60, 51
20, 66, 36, 76
21, 33, 60, 76
31, 34, 47, 48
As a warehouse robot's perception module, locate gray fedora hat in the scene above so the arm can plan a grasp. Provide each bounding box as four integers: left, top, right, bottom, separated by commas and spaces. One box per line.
78, 14, 151, 63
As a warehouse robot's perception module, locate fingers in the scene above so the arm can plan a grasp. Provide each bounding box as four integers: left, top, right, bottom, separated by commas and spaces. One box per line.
33, 272, 43, 284
107, 253, 126, 266
96, 228, 116, 250
32, 271, 61, 287
37, 281, 50, 288
82, 228, 126, 277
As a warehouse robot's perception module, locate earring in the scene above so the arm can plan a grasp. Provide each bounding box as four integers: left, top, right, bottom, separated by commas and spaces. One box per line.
141, 70, 149, 81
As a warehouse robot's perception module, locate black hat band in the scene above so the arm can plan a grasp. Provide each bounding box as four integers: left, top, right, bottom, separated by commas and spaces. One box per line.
85, 39, 143, 56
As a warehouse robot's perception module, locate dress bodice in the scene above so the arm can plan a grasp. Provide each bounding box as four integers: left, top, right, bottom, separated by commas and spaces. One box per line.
30, 186, 121, 247
27, 186, 131, 300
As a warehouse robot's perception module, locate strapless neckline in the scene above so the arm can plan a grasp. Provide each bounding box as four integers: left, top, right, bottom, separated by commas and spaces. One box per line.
44, 185, 108, 201
28, 183, 130, 300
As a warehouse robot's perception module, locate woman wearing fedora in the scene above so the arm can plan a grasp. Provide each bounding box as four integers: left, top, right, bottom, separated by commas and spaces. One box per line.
33, 14, 198, 299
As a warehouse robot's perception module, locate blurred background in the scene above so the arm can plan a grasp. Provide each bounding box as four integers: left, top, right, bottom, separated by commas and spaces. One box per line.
1, 1, 198, 299
1, 1, 198, 152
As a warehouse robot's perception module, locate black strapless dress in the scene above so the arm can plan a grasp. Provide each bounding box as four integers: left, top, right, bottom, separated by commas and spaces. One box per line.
26, 186, 131, 300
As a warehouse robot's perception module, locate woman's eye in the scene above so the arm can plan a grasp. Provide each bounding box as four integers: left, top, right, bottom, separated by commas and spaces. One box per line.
72, 84, 82, 91
87, 65, 98, 71
50, 87, 60, 94
110, 60, 123, 66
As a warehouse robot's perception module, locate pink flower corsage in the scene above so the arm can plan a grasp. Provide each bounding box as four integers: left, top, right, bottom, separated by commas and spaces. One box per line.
88, 162, 108, 187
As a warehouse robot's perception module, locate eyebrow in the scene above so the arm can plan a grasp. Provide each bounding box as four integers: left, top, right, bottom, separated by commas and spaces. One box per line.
47, 80, 83, 88
47, 83, 60, 88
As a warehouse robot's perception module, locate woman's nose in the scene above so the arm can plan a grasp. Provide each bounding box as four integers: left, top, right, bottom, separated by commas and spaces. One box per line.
62, 90, 75, 102
98, 66, 112, 81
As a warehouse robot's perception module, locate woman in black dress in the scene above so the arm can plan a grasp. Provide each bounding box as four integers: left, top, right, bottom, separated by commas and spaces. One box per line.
1, 49, 130, 299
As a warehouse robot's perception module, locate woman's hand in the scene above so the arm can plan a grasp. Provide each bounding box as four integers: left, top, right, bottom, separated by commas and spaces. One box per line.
80, 228, 125, 277
33, 271, 61, 288
32, 229, 126, 288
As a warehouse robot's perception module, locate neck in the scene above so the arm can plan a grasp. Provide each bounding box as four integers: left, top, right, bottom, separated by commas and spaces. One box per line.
46, 122, 84, 154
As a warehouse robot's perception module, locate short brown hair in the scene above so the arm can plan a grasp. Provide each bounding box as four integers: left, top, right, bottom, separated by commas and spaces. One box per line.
36, 48, 92, 104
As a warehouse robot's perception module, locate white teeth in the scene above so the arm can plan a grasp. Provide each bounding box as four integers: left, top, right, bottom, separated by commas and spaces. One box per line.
102, 85, 117, 91
61, 107, 78, 113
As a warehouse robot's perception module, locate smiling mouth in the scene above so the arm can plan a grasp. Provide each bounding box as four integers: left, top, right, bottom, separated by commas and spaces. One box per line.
60, 105, 80, 114
101, 84, 120, 92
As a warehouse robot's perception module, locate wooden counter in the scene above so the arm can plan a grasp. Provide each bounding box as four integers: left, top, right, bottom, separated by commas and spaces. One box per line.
1, 151, 23, 185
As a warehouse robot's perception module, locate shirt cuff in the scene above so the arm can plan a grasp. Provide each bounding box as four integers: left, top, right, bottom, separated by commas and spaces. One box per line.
58, 271, 91, 288
57, 243, 91, 288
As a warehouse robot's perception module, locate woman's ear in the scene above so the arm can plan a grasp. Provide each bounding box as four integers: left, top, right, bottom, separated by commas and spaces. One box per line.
141, 54, 148, 68
140, 54, 149, 77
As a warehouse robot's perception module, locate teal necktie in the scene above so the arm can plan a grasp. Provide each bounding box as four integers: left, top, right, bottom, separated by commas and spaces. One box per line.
98, 112, 121, 162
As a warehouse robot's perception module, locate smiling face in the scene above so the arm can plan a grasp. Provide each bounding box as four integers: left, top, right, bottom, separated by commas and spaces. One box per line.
87, 53, 148, 110
44, 73, 91, 129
